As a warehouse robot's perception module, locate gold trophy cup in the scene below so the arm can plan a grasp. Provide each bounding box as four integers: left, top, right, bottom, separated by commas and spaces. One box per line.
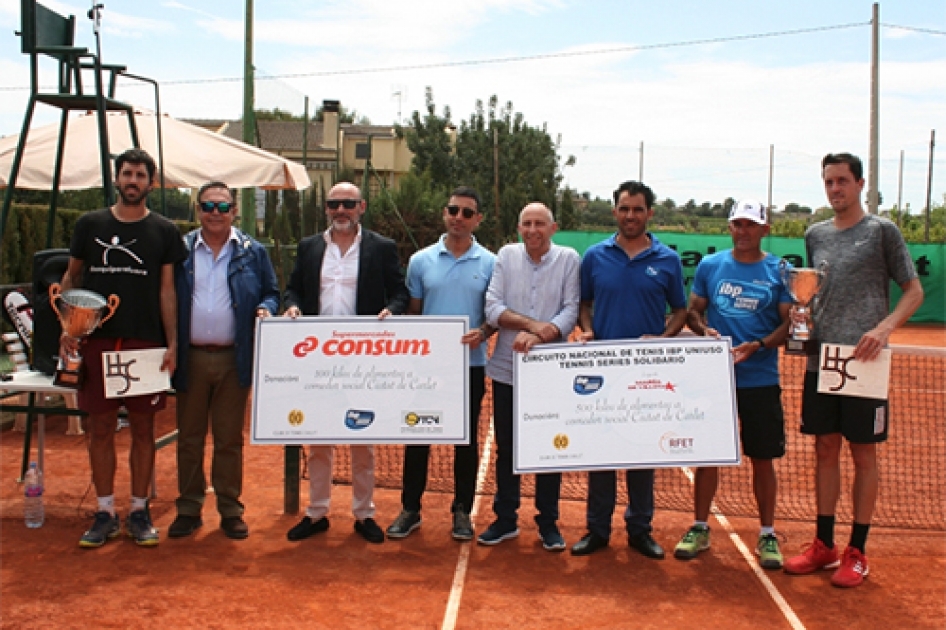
49, 284, 120, 388
780, 260, 827, 355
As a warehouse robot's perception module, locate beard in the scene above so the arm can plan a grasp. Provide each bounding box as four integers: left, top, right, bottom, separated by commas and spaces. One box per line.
117, 184, 148, 206
332, 217, 357, 232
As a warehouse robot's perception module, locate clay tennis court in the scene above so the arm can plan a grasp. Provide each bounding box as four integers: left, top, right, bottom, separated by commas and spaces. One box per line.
1, 325, 944, 629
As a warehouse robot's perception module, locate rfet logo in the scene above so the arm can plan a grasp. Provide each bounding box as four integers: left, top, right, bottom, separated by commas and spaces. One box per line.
659, 432, 695, 454
293, 335, 430, 357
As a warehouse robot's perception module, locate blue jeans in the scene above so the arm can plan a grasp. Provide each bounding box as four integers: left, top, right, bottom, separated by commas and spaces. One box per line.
491, 381, 561, 531
586, 468, 655, 540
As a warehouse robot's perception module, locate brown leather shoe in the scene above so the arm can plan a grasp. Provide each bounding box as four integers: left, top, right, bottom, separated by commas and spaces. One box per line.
221, 516, 249, 540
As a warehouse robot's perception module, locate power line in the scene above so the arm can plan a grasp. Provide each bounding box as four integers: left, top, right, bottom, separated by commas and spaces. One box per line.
881, 23, 946, 36
0, 21, 869, 91
157, 22, 871, 86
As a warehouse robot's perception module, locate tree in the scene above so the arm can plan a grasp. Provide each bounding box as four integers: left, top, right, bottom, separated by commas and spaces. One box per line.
255, 108, 302, 121
399, 89, 566, 250
783, 202, 812, 215
581, 197, 614, 229
256, 105, 371, 125
558, 187, 578, 231
397, 87, 456, 188
313, 104, 369, 125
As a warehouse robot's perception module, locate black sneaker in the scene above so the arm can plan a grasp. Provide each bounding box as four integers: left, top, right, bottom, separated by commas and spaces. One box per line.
452, 508, 474, 541
79, 511, 120, 548
386, 510, 421, 539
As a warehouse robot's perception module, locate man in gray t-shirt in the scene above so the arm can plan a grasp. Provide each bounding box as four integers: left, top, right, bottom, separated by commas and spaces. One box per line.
783, 153, 924, 588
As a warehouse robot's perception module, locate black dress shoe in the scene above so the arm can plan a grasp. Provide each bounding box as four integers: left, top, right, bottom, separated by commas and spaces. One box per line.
287, 516, 330, 541
629, 532, 665, 559
221, 516, 249, 540
354, 518, 384, 544
168, 514, 202, 538
570, 532, 609, 556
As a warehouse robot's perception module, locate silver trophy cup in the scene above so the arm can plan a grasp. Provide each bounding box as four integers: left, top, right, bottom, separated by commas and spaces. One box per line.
49, 284, 120, 388
780, 260, 827, 355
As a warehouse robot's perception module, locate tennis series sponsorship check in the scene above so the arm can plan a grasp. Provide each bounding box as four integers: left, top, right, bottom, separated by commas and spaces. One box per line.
251, 317, 469, 445
513, 337, 740, 474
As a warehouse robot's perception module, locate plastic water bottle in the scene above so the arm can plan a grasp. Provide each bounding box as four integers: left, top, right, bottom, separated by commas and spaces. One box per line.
24, 462, 44, 528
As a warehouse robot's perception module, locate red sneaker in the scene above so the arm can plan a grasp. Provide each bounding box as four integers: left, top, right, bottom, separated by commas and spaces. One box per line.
831, 546, 870, 588
783, 538, 840, 574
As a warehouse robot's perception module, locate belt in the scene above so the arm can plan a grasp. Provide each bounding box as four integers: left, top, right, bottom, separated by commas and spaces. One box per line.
190, 344, 234, 353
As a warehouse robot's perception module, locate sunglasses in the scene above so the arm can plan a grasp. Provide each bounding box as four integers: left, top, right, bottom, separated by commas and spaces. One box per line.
446, 205, 477, 219
199, 201, 233, 214
326, 198, 360, 210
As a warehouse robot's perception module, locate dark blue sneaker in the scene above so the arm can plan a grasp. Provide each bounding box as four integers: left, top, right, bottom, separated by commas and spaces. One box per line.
79, 511, 120, 548
538, 526, 566, 552
476, 521, 519, 546
125, 507, 159, 547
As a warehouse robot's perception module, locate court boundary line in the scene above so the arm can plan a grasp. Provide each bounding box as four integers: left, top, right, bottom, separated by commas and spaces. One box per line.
682, 467, 807, 630
441, 420, 495, 630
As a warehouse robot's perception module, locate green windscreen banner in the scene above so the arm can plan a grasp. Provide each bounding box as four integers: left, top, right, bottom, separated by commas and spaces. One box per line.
553, 231, 944, 324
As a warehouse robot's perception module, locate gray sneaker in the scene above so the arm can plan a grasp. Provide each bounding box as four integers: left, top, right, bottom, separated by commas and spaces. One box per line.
125, 507, 159, 547
79, 511, 120, 548
451, 508, 474, 541
386, 510, 421, 539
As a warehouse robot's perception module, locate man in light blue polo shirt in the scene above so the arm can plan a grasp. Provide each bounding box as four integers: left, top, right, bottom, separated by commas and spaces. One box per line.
387, 186, 496, 542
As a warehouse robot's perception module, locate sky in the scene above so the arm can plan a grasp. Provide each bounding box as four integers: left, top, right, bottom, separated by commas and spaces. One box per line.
0, 0, 943, 213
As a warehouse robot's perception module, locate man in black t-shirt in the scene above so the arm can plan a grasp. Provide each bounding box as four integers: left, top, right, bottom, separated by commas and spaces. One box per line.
60, 148, 186, 548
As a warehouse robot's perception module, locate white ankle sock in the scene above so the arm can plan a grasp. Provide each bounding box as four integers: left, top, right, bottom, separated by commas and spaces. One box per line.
97, 495, 116, 516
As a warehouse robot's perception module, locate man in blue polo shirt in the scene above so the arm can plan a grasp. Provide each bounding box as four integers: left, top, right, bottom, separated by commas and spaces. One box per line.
386, 186, 496, 542
572, 180, 687, 559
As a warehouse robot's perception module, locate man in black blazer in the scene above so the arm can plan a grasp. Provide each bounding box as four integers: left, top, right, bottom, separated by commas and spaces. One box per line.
282, 182, 408, 544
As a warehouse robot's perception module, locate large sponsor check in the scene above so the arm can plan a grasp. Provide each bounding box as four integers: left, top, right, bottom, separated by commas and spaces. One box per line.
252, 317, 469, 444
513, 337, 739, 473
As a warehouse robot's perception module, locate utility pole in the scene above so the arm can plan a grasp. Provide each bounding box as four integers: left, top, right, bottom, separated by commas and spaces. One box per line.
767, 144, 774, 212
493, 126, 501, 244
241, 0, 256, 235
896, 150, 904, 228
925, 129, 935, 243
639, 141, 644, 181
868, 2, 880, 214
301, 95, 309, 237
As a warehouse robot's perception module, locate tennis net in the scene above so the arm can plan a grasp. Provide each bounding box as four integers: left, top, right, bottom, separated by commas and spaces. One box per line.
329, 343, 945, 531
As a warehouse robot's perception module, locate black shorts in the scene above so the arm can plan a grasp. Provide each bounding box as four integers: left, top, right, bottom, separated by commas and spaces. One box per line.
735, 385, 785, 460
801, 371, 889, 444
77, 337, 168, 415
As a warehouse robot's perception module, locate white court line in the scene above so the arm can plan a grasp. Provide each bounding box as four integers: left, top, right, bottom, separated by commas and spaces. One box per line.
681, 467, 807, 630
441, 421, 495, 630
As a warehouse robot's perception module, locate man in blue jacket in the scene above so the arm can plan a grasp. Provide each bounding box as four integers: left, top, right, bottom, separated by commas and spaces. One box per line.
169, 181, 280, 540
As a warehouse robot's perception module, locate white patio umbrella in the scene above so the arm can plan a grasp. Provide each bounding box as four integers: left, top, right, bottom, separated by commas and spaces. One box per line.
0, 109, 310, 190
